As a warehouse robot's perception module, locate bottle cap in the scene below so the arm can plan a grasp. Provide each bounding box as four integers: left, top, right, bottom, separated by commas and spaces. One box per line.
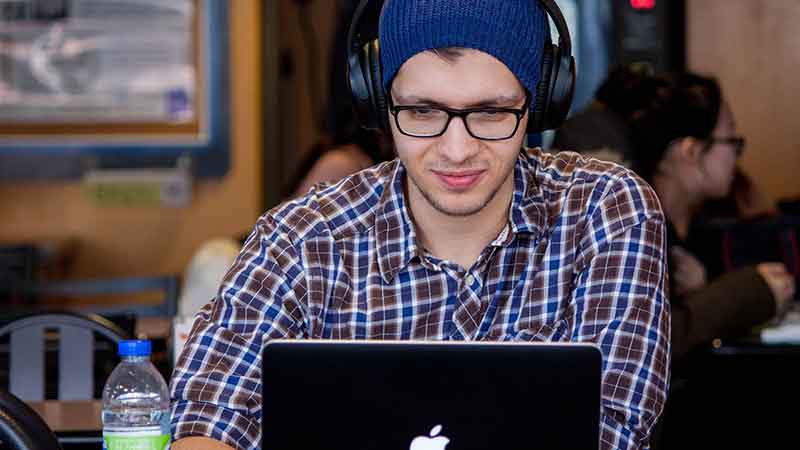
118, 340, 152, 357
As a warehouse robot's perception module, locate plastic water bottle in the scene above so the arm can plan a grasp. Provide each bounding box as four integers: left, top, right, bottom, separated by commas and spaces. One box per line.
102, 340, 171, 450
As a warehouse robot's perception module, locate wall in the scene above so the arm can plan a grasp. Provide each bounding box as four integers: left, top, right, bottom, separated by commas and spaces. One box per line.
0, 0, 264, 279
276, 0, 338, 193
687, 0, 800, 201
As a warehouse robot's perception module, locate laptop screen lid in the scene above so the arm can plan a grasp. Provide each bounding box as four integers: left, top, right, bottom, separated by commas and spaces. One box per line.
262, 340, 602, 450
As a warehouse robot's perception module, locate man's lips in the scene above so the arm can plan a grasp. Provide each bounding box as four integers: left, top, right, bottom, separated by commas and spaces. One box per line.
431, 169, 486, 190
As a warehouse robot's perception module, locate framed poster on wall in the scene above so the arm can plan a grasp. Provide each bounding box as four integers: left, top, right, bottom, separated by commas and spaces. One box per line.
0, 0, 230, 179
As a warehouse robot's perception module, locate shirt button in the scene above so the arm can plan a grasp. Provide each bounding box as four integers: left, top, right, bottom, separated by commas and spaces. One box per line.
465, 274, 475, 285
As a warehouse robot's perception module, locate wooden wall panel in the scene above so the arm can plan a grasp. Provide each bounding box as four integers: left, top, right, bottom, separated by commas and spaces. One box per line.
688, 0, 800, 200
277, 0, 338, 191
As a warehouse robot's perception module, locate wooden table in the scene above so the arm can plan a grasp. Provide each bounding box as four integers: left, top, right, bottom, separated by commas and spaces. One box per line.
27, 400, 103, 449
27, 400, 102, 432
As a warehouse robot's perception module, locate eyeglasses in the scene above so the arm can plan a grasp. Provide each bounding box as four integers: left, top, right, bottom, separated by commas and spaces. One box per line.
387, 94, 531, 141
706, 136, 746, 157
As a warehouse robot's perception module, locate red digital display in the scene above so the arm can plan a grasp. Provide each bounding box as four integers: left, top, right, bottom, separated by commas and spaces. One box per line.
630, 0, 656, 10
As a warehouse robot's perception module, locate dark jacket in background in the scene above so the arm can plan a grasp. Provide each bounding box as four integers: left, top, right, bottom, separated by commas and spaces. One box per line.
666, 222, 776, 368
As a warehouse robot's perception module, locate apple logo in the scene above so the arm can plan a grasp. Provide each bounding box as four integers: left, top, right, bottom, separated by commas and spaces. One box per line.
410, 424, 450, 450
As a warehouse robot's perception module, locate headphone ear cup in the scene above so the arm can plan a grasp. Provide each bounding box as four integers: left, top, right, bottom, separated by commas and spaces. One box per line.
367, 40, 389, 132
348, 40, 376, 130
529, 42, 576, 133
530, 42, 554, 133
543, 44, 575, 131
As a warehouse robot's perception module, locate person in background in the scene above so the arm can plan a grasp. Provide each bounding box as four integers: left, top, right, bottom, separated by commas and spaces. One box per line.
553, 64, 778, 221
170, 1, 671, 449
693, 166, 778, 221
551, 64, 659, 165
284, 0, 393, 199
285, 130, 392, 199
624, 71, 795, 363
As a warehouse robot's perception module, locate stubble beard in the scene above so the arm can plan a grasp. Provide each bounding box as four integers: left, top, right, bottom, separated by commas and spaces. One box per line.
406, 170, 506, 218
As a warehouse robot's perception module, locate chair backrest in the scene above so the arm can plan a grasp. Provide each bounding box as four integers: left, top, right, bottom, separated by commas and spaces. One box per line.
0, 313, 129, 402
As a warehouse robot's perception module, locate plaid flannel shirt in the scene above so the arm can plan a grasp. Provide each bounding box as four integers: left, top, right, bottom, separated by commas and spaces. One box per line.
171, 148, 670, 450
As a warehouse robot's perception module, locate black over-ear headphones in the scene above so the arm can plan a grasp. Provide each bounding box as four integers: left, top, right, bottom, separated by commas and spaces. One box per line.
347, 0, 576, 134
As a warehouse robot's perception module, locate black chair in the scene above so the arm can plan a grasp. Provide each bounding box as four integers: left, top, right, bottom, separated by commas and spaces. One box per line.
0, 389, 61, 450
0, 312, 129, 402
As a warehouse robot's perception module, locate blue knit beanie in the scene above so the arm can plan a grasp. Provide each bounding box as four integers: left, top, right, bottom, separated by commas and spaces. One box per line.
379, 0, 550, 112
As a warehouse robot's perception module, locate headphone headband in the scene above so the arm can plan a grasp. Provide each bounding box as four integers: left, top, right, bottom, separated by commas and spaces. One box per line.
347, 0, 379, 69
538, 0, 571, 56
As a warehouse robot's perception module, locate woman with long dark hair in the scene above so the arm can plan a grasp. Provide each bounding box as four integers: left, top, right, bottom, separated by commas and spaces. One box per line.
626, 72, 795, 363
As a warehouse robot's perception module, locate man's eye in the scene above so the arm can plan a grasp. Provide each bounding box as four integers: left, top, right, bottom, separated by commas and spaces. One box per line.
473, 111, 506, 121
411, 109, 439, 119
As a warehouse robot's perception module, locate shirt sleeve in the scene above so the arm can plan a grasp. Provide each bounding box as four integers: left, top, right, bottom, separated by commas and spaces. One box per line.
170, 214, 309, 450
572, 174, 671, 450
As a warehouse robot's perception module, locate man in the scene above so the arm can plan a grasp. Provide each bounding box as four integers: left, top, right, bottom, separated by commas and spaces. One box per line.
171, 1, 670, 449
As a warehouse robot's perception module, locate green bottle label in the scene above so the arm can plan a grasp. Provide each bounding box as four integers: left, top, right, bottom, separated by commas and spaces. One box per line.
103, 427, 170, 450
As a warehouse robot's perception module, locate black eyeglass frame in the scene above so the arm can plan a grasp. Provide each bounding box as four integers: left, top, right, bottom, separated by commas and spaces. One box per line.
705, 135, 746, 157
386, 93, 532, 141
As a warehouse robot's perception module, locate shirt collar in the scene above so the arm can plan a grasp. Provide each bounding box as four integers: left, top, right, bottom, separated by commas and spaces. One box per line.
508, 150, 548, 238
375, 161, 423, 283
375, 150, 548, 282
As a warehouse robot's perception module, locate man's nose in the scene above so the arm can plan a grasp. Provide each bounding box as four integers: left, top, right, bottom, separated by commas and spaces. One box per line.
437, 116, 481, 164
